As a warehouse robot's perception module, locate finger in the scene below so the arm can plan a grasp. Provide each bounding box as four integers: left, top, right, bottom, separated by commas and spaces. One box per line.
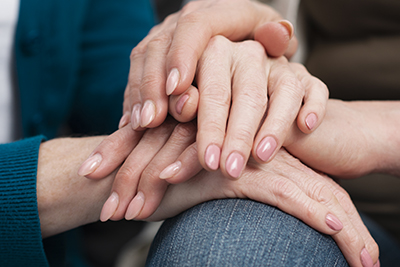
137, 22, 177, 129
168, 85, 199, 123
290, 167, 375, 267
219, 40, 269, 179
290, 63, 329, 134
165, 0, 285, 97
254, 20, 298, 59
196, 36, 232, 171
125, 122, 197, 220
102, 120, 178, 221
159, 142, 202, 184
78, 124, 144, 179
127, 41, 146, 130
323, 178, 380, 266
253, 57, 304, 163
237, 158, 343, 236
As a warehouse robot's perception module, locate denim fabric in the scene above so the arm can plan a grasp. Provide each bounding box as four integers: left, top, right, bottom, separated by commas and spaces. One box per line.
146, 199, 348, 267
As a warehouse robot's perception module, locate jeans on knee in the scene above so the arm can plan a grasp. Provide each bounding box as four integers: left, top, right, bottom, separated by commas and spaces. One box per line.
146, 199, 348, 267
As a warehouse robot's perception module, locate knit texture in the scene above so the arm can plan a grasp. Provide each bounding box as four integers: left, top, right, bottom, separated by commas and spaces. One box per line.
0, 136, 49, 266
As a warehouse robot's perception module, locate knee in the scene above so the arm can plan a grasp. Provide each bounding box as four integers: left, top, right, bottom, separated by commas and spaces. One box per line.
146, 199, 347, 266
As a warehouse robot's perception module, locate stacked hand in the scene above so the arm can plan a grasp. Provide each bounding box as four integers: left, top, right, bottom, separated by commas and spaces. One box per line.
75, 0, 385, 266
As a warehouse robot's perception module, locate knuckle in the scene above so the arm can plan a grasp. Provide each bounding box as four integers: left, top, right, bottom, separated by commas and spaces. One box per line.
147, 33, 172, 50
201, 86, 231, 107
139, 73, 163, 92
172, 123, 196, 139
238, 40, 265, 56
198, 118, 226, 139
229, 126, 254, 152
141, 165, 160, 183
116, 166, 138, 187
309, 182, 335, 204
130, 45, 146, 60
272, 179, 298, 203
179, 11, 204, 27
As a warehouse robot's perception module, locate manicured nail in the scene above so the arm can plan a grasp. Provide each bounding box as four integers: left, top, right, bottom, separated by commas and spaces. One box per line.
176, 94, 189, 115
125, 191, 145, 220
306, 113, 318, 131
256, 136, 277, 162
119, 112, 130, 129
159, 161, 182, 179
140, 100, 156, 127
166, 68, 180, 95
100, 192, 119, 222
278, 20, 294, 39
205, 144, 220, 170
361, 248, 374, 267
78, 153, 102, 176
226, 152, 245, 179
131, 104, 141, 129
326, 213, 343, 231
373, 259, 380, 267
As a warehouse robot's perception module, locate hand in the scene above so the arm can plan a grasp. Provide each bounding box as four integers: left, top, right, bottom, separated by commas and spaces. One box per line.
284, 64, 400, 178
120, 0, 298, 131
171, 36, 328, 178
149, 150, 380, 267
78, 117, 199, 221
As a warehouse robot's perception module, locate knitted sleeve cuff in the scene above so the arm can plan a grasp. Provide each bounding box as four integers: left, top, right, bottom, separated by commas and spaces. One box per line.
0, 136, 49, 267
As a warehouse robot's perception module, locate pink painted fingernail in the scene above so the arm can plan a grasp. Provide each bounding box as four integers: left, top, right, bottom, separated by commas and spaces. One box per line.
226, 152, 244, 179
326, 213, 343, 231
159, 161, 182, 179
125, 191, 145, 220
176, 94, 189, 115
361, 248, 374, 267
119, 112, 130, 129
306, 113, 318, 131
166, 68, 180, 95
278, 20, 294, 39
140, 100, 156, 127
131, 104, 141, 129
205, 144, 220, 170
100, 192, 119, 222
256, 136, 277, 162
78, 153, 102, 176
373, 259, 380, 267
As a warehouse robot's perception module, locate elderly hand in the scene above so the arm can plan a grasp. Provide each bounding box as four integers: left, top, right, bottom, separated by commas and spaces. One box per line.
148, 149, 379, 267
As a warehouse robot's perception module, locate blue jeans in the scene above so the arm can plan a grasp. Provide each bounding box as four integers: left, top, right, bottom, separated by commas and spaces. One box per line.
146, 199, 348, 266
146, 199, 400, 266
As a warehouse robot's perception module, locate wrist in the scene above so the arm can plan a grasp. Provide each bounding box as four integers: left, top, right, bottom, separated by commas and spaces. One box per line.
37, 136, 115, 238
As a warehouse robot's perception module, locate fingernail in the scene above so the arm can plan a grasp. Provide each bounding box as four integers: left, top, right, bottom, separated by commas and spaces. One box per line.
205, 144, 220, 170
326, 213, 343, 231
159, 161, 182, 179
306, 113, 318, 131
256, 136, 277, 162
278, 20, 294, 39
361, 248, 374, 267
131, 104, 141, 129
140, 100, 156, 127
166, 68, 180, 95
176, 94, 189, 115
125, 191, 145, 220
100, 192, 119, 222
78, 153, 102, 176
226, 152, 245, 179
373, 259, 380, 267
119, 112, 130, 129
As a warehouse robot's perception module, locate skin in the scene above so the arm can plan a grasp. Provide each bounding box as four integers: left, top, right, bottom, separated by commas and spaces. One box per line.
38, 130, 378, 266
